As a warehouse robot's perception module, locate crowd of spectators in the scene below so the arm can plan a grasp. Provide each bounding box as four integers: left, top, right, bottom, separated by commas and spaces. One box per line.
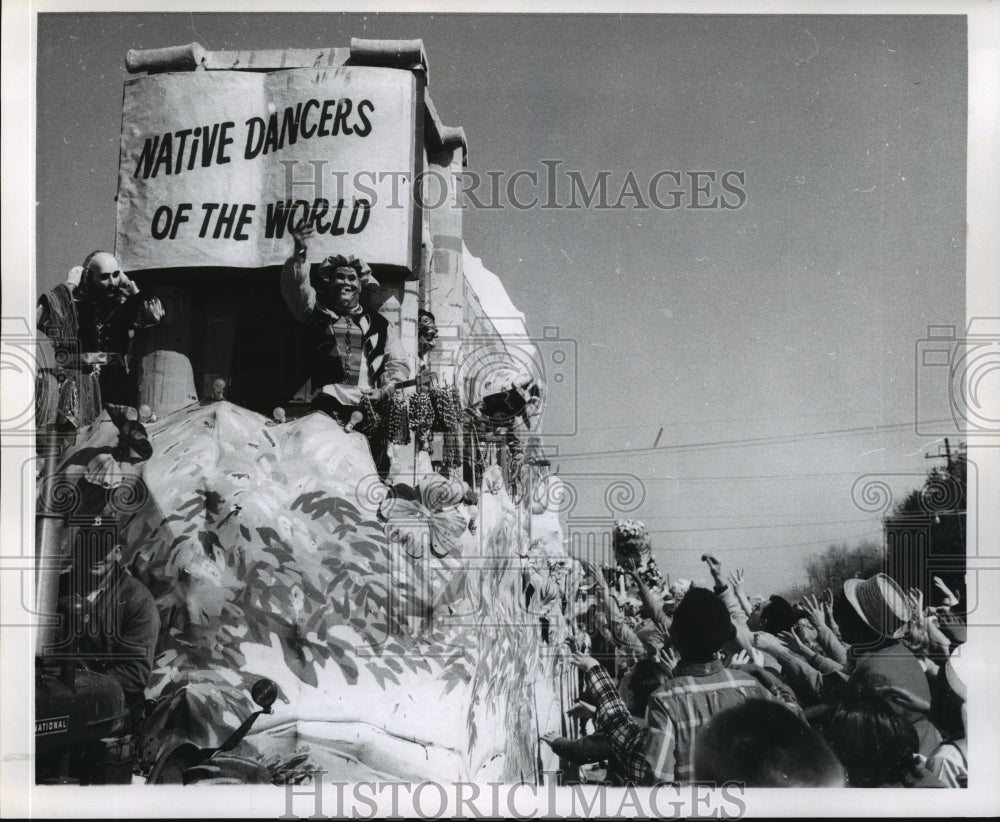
542, 521, 968, 789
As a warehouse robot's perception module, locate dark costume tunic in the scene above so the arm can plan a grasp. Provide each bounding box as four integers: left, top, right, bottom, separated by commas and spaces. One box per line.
37, 283, 162, 428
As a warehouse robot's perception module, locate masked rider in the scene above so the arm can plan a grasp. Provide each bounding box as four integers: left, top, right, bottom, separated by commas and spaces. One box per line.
280, 222, 409, 472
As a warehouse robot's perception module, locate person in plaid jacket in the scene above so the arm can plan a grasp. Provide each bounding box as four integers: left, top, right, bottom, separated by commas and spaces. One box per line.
568, 587, 776, 785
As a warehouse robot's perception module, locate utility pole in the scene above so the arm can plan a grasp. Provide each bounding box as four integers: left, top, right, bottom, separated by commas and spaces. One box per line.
920, 437, 966, 605
924, 437, 954, 471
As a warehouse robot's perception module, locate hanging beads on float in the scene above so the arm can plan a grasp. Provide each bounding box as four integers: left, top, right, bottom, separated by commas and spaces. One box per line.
409, 390, 435, 452
440, 382, 464, 468
480, 439, 495, 473
442, 429, 461, 468
429, 385, 456, 432
385, 389, 410, 445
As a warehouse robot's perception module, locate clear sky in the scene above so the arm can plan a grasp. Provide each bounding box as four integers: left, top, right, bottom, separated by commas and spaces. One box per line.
34, 11, 967, 592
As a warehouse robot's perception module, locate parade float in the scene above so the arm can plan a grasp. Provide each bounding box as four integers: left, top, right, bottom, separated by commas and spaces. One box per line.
35, 39, 587, 785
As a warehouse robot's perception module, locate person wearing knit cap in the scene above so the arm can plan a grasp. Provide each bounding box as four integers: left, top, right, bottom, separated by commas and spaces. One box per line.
568, 586, 776, 785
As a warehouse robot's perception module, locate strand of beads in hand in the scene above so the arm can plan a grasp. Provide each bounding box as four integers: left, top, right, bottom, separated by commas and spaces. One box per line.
357, 394, 383, 434
408, 389, 435, 452
385, 389, 410, 445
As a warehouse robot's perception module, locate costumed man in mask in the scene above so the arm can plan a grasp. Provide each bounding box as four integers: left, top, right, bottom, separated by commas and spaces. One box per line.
416, 309, 439, 375
466, 371, 542, 493
36, 251, 164, 432
281, 221, 409, 476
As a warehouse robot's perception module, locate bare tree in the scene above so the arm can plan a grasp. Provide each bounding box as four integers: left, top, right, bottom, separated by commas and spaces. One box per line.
804, 539, 883, 594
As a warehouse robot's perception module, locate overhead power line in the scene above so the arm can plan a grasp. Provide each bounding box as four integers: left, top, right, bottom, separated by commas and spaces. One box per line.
642, 511, 867, 521
552, 419, 954, 460
646, 529, 883, 552
641, 517, 877, 534
640, 470, 862, 482
574, 407, 916, 434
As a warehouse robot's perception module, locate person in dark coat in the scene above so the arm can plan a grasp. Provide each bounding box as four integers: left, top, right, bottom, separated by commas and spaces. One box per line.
58, 539, 160, 725
36, 251, 164, 430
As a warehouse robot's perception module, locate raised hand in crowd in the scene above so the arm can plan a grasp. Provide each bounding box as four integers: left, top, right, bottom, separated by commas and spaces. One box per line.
586, 562, 621, 615
820, 588, 841, 636
751, 630, 785, 656
799, 594, 825, 628
567, 648, 601, 673
778, 628, 810, 658
798, 592, 849, 666
581, 560, 603, 584
925, 614, 953, 659
728, 648, 765, 668
581, 561, 609, 600
584, 561, 623, 611
622, 556, 668, 630
933, 576, 959, 609
567, 700, 597, 721
906, 587, 926, 625
701, 553, 724, 585
581, 561, 645, 665
656, 646, 680, 675
727, 567, 753, 618
617, 556, 639, 574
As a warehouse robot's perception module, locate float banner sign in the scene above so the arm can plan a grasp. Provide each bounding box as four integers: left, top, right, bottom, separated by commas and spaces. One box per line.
115, 66, 418, 273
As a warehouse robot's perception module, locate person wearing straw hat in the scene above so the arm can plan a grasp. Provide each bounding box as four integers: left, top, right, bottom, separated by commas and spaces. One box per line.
833, 572, 942, 757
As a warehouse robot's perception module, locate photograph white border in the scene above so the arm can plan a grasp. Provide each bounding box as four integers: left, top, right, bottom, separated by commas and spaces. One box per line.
3, 0, 998, 817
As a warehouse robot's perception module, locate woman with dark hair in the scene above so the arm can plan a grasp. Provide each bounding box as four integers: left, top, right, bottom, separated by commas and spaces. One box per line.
695, 699, 845, 787
759, 595, 796, 635
879, 654, 968, 788
823, 673, 943, 787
